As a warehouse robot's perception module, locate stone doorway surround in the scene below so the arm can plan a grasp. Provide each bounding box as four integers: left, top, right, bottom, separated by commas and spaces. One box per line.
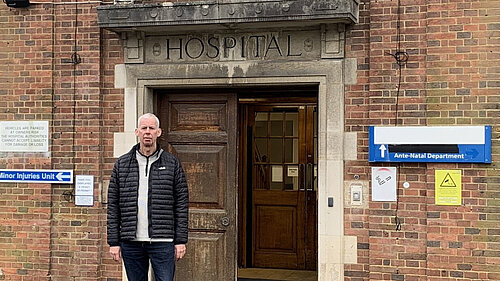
98, 1, 360, 280
113, 59, 359, 281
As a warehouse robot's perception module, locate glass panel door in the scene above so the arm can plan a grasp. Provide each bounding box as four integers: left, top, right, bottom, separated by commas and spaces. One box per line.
249, 105, 317, 270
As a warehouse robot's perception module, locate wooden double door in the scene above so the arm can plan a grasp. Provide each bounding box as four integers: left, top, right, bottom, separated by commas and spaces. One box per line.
158, 93, 237, 281
242, 103, 318, 270
157, 92, 317, 281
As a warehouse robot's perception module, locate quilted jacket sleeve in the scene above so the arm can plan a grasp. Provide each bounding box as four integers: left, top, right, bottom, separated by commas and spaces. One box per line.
107, 161, 121, 247
173, 157, 189, 245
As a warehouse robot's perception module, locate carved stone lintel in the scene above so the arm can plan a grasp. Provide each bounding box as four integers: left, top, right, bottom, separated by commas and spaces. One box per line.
124, 31, 144, 64
321, 24, 345, 59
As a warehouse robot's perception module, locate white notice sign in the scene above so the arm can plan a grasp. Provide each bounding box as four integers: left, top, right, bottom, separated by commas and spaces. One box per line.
371, 167, 397, 201
0, 121, 49, 152
75, 175, 94, 206
287, 165, 298, 177
75, 196, 93, 206
271, 165, 283, 182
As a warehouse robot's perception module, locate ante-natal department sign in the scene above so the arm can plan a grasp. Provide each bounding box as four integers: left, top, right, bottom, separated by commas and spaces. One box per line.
369, 126, 491, 163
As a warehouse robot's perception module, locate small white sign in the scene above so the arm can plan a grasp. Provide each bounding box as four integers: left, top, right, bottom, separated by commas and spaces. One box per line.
75, 175, 94, 196
287, 166, 298, 177
0, 121, 49, 152
75, 196, 93, 206
75, 175, 94, 206
272, 165, 283, 182
371, 167, 397, 201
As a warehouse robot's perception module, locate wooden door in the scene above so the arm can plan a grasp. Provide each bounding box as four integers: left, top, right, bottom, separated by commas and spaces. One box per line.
247, 105, 317, 270
157, 93, 237, 281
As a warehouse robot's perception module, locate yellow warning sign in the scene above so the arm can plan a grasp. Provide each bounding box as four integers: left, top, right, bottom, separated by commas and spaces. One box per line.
440, 173, 457, 187
435, 170, 461, 205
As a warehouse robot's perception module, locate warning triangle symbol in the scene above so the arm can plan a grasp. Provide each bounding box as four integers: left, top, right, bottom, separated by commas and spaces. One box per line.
440, 173, 457, 188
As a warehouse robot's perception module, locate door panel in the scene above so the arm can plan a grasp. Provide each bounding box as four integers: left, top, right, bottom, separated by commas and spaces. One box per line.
169, 103, 227, 132
174, 232, 226, 280
173, 144, 226, 207
256, 205, 296, 251
248, 105, 317, 270
158, 93, 237, 281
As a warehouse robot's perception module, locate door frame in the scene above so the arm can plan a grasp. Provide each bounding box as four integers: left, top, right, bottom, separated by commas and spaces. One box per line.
237, 96, 318, 270
115, 59, 350, 280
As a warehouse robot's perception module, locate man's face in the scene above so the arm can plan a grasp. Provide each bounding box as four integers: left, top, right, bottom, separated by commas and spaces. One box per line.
135, 116, 162, 148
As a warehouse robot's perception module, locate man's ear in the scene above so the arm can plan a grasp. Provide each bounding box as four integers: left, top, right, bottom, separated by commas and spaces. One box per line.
135, 128, 139, 137
157, 128, 162, 137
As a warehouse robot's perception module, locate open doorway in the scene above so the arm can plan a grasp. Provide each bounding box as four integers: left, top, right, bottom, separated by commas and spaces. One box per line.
155, 86, 318, 281
238, 89, 318, 280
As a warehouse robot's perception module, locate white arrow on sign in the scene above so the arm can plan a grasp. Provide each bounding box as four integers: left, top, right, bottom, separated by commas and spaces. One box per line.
56, 172, 72, 181
379, 145, 387, 158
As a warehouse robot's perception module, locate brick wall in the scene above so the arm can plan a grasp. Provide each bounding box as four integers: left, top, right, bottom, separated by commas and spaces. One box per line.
425, 1, 500, 280
0, 2, 54, 281
99, 21, 124, 281
49, 2, 106, 280
345, 0, 500, 281
0, 1, 122, 280
0, 0, 499, 280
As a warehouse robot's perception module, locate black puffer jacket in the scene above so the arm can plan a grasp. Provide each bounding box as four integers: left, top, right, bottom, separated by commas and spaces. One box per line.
107, 144, 189, 246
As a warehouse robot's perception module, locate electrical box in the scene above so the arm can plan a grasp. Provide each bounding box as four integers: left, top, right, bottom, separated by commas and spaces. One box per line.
350, 184, 363, 205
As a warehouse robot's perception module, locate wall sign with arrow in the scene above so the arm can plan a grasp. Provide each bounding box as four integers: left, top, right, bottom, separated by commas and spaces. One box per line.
369, 126, 491, 163
0, 169, 73, 184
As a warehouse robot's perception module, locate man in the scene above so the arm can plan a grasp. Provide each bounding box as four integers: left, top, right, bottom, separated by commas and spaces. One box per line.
107, 113, 189, 281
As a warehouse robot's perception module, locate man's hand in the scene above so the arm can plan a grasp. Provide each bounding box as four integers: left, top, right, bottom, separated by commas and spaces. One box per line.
110, 246, 121, 261
175, 244, 186, 261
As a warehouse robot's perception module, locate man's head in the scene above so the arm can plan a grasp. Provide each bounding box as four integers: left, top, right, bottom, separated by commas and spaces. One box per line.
135, 113, 162, 149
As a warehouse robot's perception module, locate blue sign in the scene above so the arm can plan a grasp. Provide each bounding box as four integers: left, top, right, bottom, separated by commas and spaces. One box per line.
0, 170, 73, 184
369, 126, 491, 163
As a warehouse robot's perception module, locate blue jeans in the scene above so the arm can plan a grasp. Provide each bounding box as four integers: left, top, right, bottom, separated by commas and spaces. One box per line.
121, 241, 175, 281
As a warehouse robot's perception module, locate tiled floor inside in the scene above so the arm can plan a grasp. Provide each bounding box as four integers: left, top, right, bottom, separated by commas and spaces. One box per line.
238, 268, 317, 281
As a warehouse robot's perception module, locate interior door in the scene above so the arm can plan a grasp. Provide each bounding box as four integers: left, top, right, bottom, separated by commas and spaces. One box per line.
248, 105, 317, 270
158, 93, 237, 281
